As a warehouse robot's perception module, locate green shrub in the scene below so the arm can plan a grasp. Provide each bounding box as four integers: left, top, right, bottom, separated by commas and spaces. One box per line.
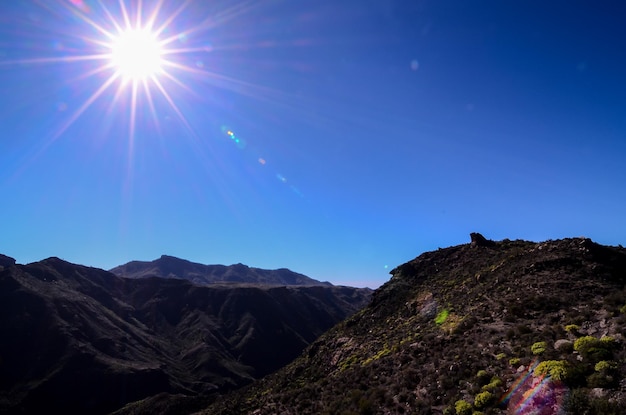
574, 335, 615, 361
495, 353, 506, 360
600, 336, 616, 346
574, 336, 598, 353
435, 309, 449, 325
481, 377, 503, 391
531, 341, 547, 355
455, 399, 472, 415
473, 391, 494, 409
565, 324, 580, 333
534, 360, 569, 381
509, 357, 521, 366
595, 360, 617, 372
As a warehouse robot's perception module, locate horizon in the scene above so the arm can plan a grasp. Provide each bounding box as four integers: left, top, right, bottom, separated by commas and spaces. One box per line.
1, 1, 625, 289
2, 232, 622, 289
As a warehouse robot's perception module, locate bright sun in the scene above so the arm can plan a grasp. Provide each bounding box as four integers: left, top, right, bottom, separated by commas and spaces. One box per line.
15, 1, 229, 145
110, 28, 164, 82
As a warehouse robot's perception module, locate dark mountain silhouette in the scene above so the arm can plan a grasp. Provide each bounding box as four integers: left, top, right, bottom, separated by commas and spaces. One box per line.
202, 236, 626, 415
0, 257, 371, 415
0, 254, 16, 268
110, 255, 332, 286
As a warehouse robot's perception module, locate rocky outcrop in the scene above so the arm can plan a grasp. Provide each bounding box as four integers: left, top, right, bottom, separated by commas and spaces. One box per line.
470, 232, 496, 247
0, 254, 16, 268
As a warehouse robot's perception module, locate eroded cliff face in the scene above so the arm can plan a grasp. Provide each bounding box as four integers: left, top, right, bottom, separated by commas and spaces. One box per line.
202, 236, 626, 415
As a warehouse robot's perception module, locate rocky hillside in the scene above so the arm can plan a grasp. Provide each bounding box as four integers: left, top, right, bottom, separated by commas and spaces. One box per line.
202, 235, 626, 415
0, 257, 371, 415
110, 255, 331, 286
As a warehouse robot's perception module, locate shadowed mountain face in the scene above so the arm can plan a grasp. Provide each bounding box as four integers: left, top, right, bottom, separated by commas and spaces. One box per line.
0, 257, 371, 415
110, 255, 332, 286
0, 254, 16, 268
202, 237, 626, 415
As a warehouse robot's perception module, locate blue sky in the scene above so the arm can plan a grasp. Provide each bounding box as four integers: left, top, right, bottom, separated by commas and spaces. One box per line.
1, 0, 624, 288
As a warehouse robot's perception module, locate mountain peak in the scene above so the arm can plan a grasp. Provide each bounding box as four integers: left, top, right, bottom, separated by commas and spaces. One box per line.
111, 256, 331, 286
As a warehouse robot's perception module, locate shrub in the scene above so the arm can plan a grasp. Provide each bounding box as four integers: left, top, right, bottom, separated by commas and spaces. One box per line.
574, 336, 615, 361
573, 336, 597, 353
495, 353, 506, 360
565, 324, 580, 333
475, 370, 490, 385
595, 360, 617, 372
509, 357, 521, 366
534, 360, 569, 381
531, 341, 547, 355
600, 336, 616, 346
565, 388, 590, 413
454, 399, 472, 415
587, 372, 615, 388
435, 309, 449, 325
474, 391, 494, 409
481, 377, 503, 391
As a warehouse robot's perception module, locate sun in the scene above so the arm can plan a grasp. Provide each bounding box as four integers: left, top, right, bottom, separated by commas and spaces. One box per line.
3, 0, 262, 151
110, 28, 164, 82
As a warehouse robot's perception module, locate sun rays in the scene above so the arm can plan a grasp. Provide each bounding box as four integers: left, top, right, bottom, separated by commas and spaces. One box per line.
0, 0, 268, 151
1, 0, 315, 202
54, 0, 204, 145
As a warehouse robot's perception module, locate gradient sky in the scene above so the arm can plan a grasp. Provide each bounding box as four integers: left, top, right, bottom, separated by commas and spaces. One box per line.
1, 0, 624, 288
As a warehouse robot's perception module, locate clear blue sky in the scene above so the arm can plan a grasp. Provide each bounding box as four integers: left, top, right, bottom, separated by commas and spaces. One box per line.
1, 0, 625, 288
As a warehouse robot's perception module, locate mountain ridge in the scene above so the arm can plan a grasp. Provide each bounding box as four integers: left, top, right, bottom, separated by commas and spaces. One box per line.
0, 256, 371, 415
110, 255, 332, 286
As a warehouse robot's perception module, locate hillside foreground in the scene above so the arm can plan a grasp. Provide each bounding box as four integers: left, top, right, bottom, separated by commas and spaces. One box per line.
202, 236, 626, 415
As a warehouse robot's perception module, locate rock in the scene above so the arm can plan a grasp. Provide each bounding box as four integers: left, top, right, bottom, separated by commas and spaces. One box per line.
590, 388, 607, 398
0, 254, 16, 268
554, 339, 573, 352
470, 233, 496, 247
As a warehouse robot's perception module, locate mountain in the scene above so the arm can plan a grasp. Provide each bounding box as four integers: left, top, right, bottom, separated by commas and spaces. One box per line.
202, 235, 626, 415
0, 257, 371, 415
110, 255, 332, 286
0, 254, 16, 268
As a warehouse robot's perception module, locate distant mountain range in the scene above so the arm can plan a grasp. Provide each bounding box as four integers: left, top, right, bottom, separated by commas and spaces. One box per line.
0, 255, 371, 415
110, 255, 332, 286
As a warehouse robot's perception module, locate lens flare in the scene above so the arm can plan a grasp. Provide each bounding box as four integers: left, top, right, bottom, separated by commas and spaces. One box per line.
501, 359, 568, 415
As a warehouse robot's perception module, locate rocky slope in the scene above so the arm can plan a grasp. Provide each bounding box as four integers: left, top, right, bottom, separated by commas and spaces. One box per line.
201, 236, 626, 415
110, 255, 331, 286
0, 257, 371, 415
